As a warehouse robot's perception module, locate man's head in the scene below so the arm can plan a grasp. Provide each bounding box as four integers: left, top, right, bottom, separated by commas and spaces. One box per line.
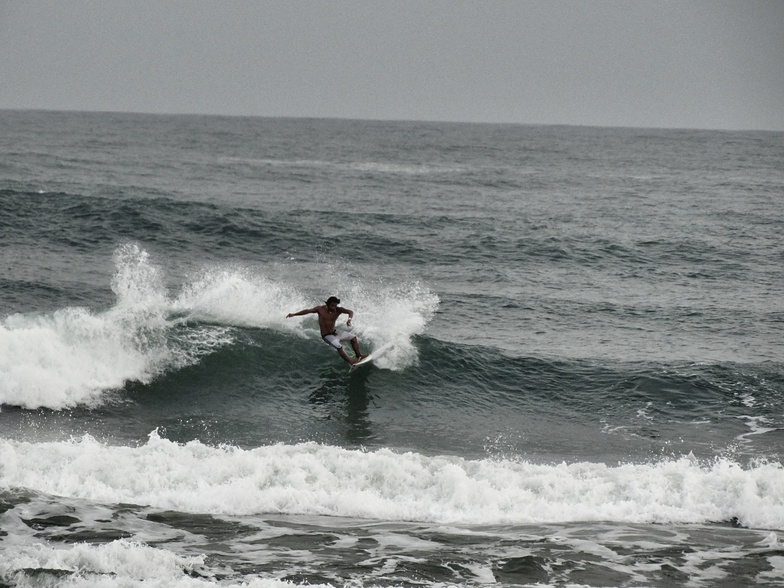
325, 296, 340, 310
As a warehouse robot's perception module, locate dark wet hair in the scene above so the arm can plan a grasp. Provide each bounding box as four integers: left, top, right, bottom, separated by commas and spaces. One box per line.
326, 296, 340, 305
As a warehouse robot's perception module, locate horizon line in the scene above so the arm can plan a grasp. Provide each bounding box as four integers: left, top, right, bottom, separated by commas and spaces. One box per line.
2, 107, 782, 134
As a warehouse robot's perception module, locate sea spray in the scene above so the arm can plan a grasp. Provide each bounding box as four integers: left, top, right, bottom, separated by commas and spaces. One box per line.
346, 282, 439, 369
172, 265, 307, 329
170, 260, 438, 369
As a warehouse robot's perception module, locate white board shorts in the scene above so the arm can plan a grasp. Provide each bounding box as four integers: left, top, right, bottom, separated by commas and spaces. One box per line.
322, 330, 356, 350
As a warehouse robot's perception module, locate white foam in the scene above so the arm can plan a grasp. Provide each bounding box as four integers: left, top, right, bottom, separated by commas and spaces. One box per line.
759, 556, 784, 583
2, 433, 783, 530
347, 161, 467, 175
218, 156, 465, 176
0, 244, 233, 410
0, 538, 316, 588
0, 307, 144, 409
0, 539, 204, 583
345, 282, 439, 370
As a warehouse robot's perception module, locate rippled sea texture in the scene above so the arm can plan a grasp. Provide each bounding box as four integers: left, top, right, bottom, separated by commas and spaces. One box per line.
1, 111, 783, 587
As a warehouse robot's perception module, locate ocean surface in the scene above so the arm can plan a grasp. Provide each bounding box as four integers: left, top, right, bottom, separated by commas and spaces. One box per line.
1, 110, 783, 587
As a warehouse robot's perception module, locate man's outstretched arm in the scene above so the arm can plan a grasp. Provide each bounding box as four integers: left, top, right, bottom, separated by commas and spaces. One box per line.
286, 307, 318, 318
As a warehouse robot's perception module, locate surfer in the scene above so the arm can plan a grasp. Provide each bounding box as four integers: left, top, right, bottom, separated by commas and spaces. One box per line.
286, 296, 367, 365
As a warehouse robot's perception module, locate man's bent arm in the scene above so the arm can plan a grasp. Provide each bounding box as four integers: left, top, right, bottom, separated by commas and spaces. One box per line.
340, 307, 354, 326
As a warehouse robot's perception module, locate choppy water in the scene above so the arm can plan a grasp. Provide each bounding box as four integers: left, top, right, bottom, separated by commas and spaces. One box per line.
1, 110, 784, 587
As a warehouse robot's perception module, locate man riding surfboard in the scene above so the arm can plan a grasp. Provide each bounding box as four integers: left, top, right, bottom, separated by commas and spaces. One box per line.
286, 296, 367, 365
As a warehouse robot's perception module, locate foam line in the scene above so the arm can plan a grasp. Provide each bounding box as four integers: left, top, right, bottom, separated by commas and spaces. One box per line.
2, 432, 782, 529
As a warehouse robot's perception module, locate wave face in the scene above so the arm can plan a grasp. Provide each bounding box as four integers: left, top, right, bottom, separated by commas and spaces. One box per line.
2, 111, 784, 587
0, 242, 437, 410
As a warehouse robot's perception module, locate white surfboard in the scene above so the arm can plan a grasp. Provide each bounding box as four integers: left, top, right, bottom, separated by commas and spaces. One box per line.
349, 354, 375, 370
349, 341, 394, 371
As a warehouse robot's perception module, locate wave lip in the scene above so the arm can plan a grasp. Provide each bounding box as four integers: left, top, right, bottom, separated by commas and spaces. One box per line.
2, 432, 782, 530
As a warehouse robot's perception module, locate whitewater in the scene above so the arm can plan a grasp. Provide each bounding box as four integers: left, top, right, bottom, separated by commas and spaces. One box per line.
3, 432, 784, 529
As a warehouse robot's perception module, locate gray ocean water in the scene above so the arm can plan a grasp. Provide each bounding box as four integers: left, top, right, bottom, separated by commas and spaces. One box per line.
1, 110, 784, 587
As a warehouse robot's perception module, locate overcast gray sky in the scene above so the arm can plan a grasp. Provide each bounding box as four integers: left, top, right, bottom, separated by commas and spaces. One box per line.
1, 1, 782, 130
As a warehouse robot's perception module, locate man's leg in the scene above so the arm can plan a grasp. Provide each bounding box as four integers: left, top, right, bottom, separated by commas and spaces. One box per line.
325, 333, 355, 364
349, 337, 364, 360
337, 347, 355, 364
